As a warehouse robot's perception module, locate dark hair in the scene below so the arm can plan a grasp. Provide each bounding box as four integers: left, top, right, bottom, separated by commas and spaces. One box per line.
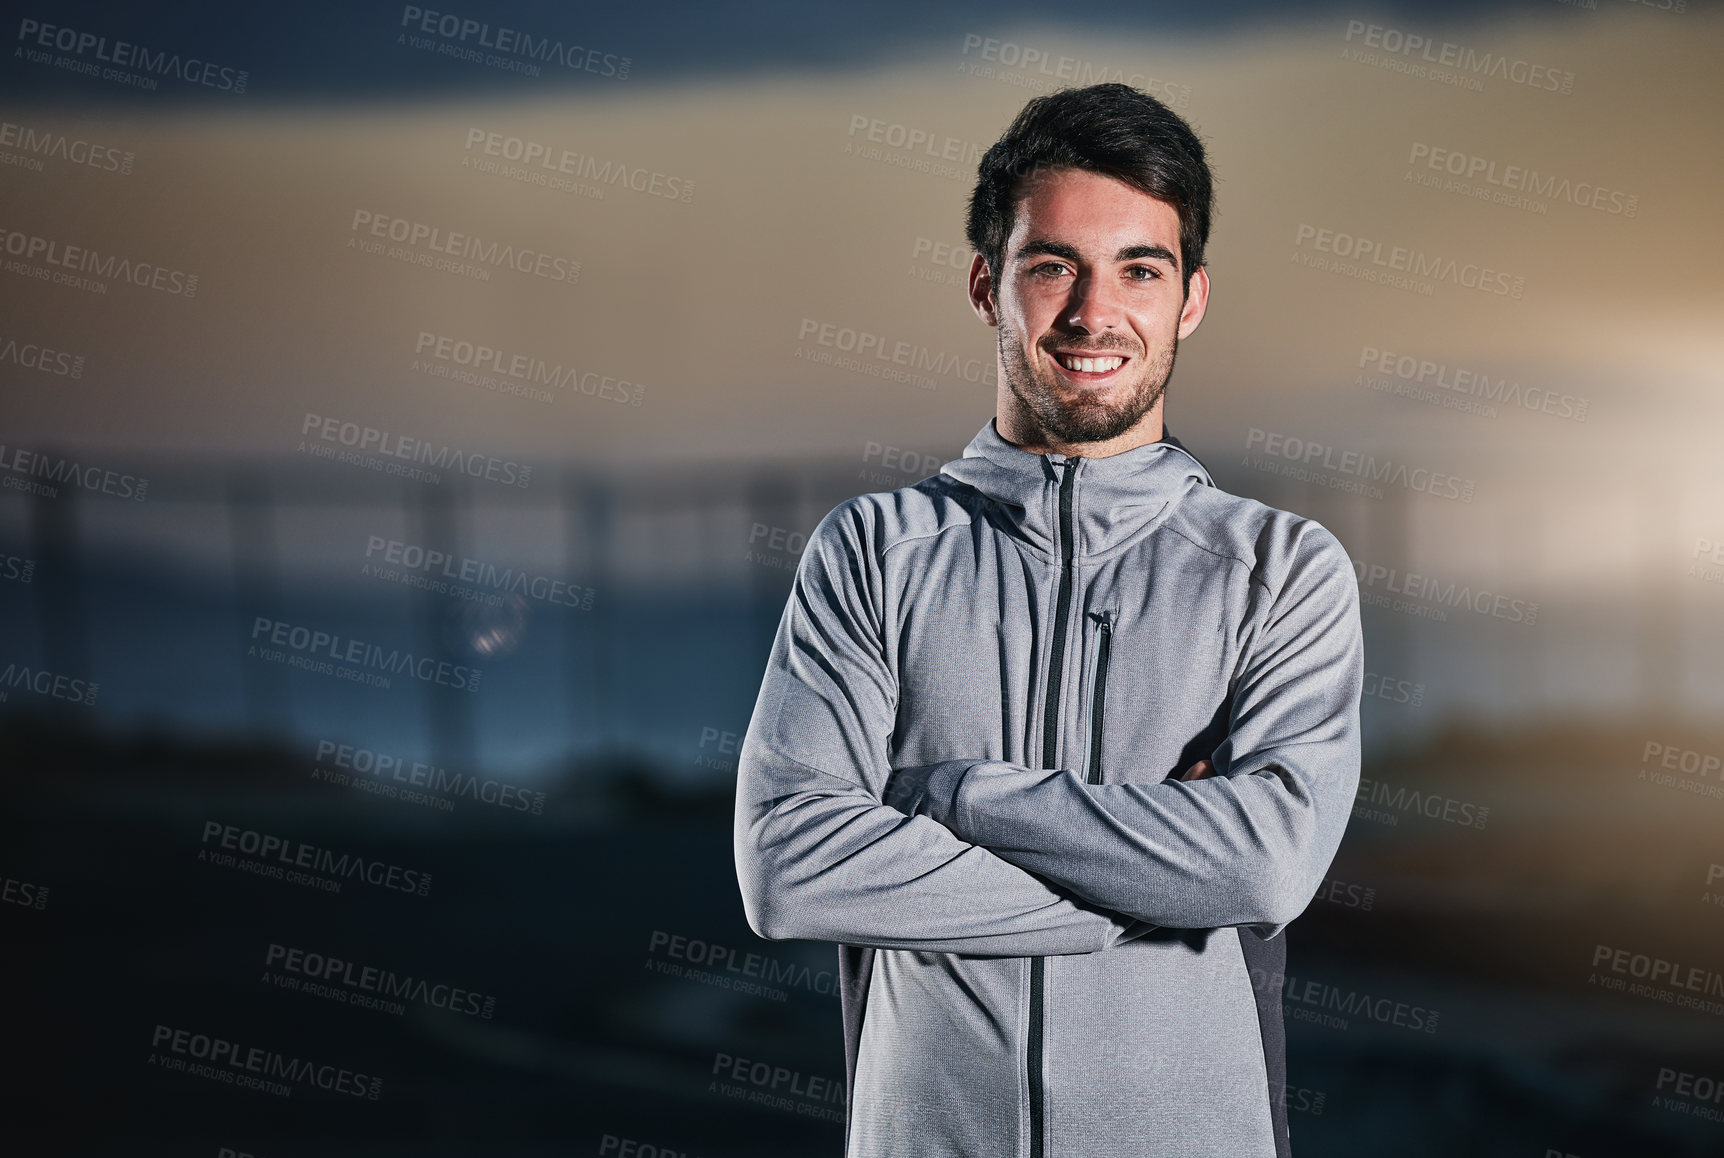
965, 83, 1214, 296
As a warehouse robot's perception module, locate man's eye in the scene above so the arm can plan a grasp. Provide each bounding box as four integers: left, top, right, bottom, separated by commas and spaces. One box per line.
1030, 262, 1070, 276
1125, 266, 1161, 281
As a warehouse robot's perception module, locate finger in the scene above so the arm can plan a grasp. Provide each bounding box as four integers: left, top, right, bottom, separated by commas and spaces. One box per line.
1180, 758, 1215, 781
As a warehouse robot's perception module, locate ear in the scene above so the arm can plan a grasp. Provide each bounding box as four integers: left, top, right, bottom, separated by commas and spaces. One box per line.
1176, 265, 1209, 340
967, 253, 998, 327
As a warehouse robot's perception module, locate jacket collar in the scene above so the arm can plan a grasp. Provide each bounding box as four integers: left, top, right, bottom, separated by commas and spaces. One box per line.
939, 417, 1213, 559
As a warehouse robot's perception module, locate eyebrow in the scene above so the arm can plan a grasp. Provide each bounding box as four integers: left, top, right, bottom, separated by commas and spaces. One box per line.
1013, 238, 1180, 271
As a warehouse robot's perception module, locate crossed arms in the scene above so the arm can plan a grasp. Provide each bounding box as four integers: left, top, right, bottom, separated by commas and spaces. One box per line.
732, 499, 1363, 957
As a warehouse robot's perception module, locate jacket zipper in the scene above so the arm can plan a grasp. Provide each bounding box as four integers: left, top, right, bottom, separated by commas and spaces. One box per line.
1029, 456, 1078, 1158
1085, 611, 1114, 785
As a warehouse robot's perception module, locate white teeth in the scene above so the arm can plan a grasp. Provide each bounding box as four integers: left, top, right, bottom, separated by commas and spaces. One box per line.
1058, 355, 1123, 373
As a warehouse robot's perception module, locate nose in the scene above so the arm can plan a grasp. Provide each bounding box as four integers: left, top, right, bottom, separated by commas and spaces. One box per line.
1063, 271, 1124, 334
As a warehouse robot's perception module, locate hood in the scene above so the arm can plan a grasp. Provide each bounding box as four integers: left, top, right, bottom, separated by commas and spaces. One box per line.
939, 418, 1213, 560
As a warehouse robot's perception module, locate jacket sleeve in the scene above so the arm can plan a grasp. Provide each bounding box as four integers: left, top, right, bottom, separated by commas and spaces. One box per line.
893, 520, 1363, 939
733, 498, 1147, 956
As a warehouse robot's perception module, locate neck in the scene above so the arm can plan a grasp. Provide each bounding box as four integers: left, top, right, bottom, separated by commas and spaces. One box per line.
994, 393, 1167, 459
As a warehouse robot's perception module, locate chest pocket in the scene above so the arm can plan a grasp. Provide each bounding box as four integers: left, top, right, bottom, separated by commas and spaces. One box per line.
1079, 602, 1235, 785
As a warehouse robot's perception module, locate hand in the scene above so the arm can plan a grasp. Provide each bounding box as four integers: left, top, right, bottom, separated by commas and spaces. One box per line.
889, 758, 1213, 822
882, 763, 937, 816
1178, 758, 1215, 781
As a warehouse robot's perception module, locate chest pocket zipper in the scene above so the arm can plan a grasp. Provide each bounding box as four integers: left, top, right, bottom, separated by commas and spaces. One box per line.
1084, 609, 1116, 785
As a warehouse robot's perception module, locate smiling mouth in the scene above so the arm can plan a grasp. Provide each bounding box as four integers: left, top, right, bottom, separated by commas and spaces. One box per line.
1051, 351, 1129, 378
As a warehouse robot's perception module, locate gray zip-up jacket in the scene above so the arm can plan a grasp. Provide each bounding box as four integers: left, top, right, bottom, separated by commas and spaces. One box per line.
733, 417, 1363, 1158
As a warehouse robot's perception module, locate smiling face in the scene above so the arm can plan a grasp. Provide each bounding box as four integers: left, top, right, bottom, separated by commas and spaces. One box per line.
969, 166, 1210, 457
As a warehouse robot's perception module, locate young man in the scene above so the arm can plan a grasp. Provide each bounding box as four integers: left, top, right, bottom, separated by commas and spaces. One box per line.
734, 83, 1363, 1158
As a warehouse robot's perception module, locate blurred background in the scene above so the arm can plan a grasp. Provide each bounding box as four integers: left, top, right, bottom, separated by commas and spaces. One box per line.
2, 1, 1722, 1155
